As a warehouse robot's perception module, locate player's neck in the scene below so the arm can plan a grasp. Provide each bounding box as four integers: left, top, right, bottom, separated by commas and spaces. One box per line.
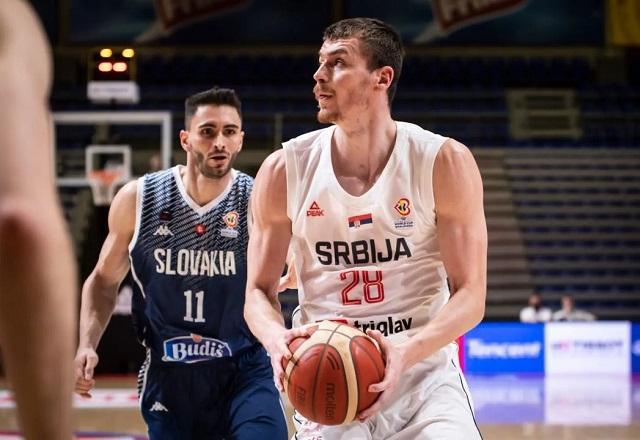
330, 115, 396, 196
332, 115, 396, 174
180, 165, 232, 206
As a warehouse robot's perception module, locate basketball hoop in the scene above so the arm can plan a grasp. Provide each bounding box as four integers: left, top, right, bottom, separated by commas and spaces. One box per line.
88, 169, 124, 206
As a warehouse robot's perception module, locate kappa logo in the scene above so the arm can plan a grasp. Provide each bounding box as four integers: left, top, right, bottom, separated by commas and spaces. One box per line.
306, 201, 324, 217
150, 401, 168, 412
153, 224, 174, 236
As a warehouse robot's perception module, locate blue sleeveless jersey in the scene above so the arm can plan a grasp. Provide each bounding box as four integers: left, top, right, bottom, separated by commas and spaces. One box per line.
129, 166, 256, 364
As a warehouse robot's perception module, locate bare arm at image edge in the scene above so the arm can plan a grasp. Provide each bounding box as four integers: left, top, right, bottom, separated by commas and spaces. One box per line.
0, 1, 76, 439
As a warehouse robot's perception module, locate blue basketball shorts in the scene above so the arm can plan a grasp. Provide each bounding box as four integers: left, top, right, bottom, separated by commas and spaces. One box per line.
138, 344, 287, 440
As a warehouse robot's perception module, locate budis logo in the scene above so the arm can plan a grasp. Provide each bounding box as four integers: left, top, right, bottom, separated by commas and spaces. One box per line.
162, 334, 231, 363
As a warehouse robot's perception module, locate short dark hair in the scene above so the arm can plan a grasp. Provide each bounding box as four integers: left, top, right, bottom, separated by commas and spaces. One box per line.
323, 17, 404, 105
184, 87, 242, 129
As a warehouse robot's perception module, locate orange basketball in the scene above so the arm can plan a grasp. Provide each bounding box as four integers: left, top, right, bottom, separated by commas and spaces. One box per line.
282, 320, 386, 425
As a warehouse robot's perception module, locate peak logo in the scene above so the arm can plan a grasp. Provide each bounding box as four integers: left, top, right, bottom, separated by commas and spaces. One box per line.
307, 201, 324, 217
162, 335, 231, 363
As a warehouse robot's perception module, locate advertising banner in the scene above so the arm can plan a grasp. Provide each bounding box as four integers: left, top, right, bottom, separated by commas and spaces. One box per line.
65, 0, 603, 45
632, 323, 640, 373
545, 322, 631, 375
464, 323, 544, 373
607, 0, 640, 46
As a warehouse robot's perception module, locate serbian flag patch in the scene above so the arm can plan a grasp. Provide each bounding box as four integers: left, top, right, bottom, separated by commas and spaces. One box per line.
348, 213, 373, 229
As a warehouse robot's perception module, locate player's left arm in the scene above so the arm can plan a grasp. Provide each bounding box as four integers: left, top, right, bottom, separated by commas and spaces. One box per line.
359, 138, 487, 420
402, 138, 487, 365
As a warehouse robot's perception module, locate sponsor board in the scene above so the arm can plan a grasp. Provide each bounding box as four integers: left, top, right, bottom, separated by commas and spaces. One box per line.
544, 322, 630, 374
464, 323, 544, 373
632, 323, 640, 373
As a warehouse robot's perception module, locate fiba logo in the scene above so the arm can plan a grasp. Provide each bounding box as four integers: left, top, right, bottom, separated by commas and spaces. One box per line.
394, 198, 411, 216
223, 211, 238, 228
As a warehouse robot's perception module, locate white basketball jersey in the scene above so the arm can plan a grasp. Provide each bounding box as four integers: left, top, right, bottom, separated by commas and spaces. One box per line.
284, 122, 450, 343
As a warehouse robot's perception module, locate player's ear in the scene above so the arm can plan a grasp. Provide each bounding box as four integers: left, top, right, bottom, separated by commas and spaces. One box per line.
179, 130, 190, 152
376, 66, 393, 90
238, 130, 244, 152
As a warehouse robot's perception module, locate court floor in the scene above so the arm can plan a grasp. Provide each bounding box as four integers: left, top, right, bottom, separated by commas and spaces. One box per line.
1, 374, 640, 439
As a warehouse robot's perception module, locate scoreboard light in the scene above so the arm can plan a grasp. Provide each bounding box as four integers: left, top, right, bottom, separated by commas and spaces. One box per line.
89, 46, 136, 82
88, 46, 139, 104
98, 61, 113, 72
113, 62, 128, 72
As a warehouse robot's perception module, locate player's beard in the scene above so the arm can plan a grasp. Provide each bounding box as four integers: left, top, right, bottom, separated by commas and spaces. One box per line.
317, 107, 338, 124
194, 149, 239, 179
316, 80, 370, 124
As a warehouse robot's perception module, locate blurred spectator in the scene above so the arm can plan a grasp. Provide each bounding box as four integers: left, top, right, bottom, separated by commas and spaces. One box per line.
148, 152, 162, 172
552, 295, 596, 322
519, 292, 552, 323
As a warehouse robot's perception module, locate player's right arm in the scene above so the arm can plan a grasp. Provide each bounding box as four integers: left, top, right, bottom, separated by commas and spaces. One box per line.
244, 150, 309, 390
74, 180, 138, 397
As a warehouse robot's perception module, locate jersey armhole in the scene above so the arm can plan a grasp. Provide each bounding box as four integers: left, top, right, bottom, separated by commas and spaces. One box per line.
128, 175, 146, 252
283, 143, 299, 224
421, 135, 448, 228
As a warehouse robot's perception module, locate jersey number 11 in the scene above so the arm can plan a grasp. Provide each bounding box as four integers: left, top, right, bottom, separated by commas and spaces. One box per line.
184, 290, 205, 323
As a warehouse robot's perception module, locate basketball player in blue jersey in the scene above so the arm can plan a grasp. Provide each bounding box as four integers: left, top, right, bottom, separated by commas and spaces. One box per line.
74, 87, 287, 439
246, 18, 486, 439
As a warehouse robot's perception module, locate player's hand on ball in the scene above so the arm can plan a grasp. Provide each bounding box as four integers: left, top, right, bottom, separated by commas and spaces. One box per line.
357, 329, 404, 421
267, 325, 311, 392
74, 347, 99, 398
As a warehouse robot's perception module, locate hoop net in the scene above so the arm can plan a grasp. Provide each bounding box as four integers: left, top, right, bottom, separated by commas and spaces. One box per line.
88, 169, 124, 206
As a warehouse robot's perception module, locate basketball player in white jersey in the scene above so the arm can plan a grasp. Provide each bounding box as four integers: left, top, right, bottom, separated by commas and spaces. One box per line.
0, 1, 76, 439
245, 17, 487, 439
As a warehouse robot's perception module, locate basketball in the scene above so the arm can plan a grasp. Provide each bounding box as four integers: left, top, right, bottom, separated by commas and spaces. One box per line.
282, 320, 386, 425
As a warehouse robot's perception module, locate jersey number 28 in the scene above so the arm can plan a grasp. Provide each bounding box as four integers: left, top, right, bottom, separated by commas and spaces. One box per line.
340, 270, 385, 305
